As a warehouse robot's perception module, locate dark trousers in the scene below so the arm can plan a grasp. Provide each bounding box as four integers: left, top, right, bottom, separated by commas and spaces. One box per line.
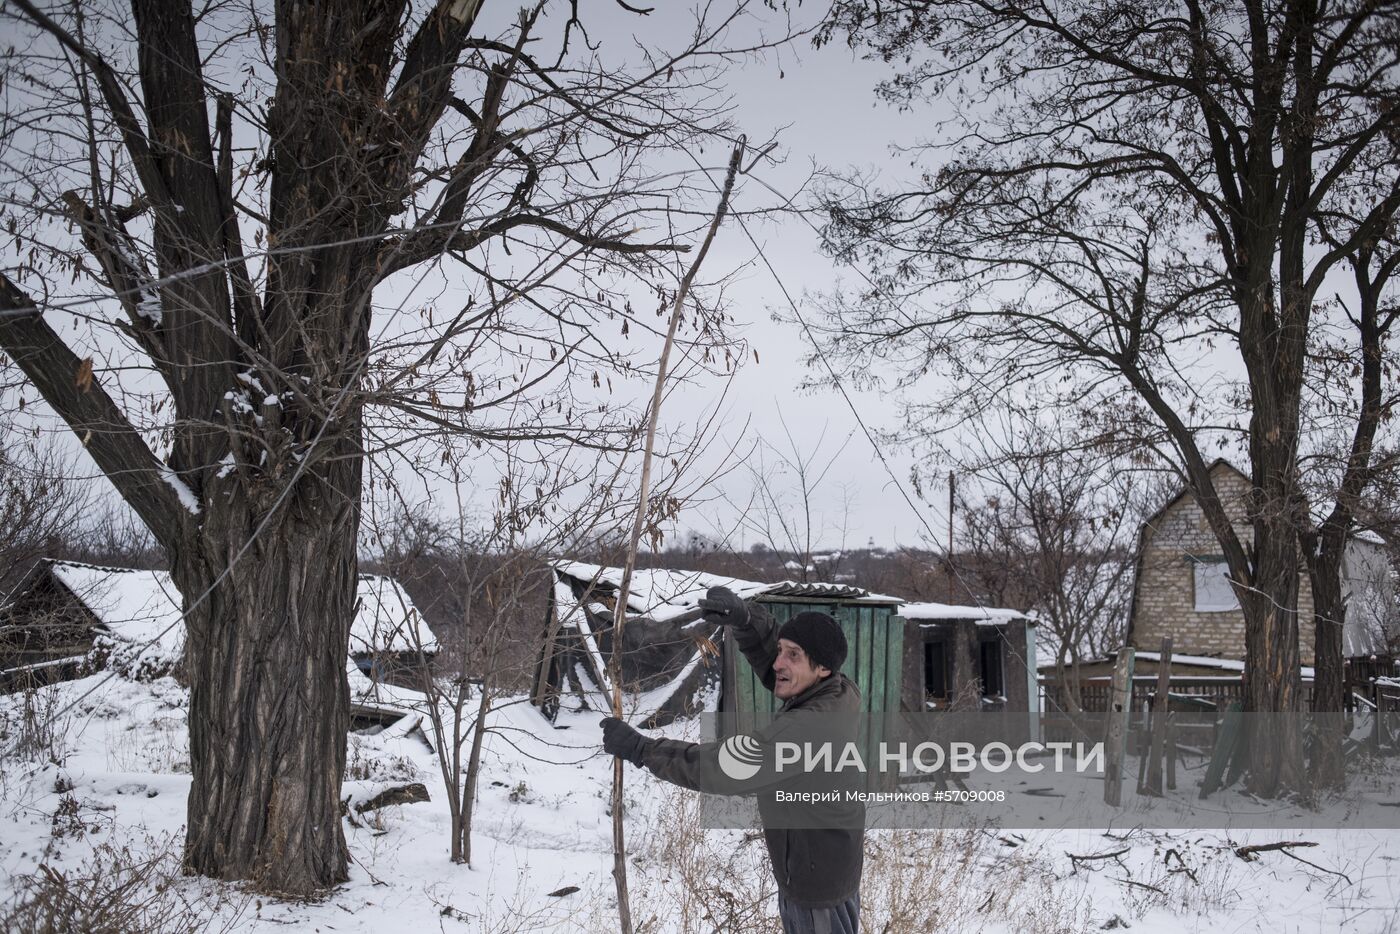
777, 892, 859, 934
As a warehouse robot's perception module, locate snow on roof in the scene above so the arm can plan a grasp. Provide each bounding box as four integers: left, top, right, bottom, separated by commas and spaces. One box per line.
551, 560, 897, 624
1037, 649, 1316, 679
43, 560, 435, 658
352, 575, 439, 655
1130, 649, 1246, 671
899, 601, 1030, 626
48, 561, 185, 673
552, 561, 770, 622
1128, 649, 1315, 679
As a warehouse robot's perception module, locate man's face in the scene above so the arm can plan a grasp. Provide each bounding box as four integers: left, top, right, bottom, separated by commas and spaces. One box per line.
773, 638, 831, 700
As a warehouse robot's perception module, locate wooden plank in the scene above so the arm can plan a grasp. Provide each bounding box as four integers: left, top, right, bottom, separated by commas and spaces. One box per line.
1376, 680, 1391, 751
888, 615, 906, 714
721, 625, 736, 715
834, 603, 858, 688
1143, 637, 1173, 796
1200, 701, 1244, 798
868, 606, 887, 713
735, 629, 756, 732
1103, 648, 1136, 807
858, 606, 875, 712
865, 606, 884, 789
529, 586, 559, 711
900, 616, 921, 713
856, 606, 874, 788
1166, 715, 1177, 791
767, 602, 793, 713
885, 610, 904, 786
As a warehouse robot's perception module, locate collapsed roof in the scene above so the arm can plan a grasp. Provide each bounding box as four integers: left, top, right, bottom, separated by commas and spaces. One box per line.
550, 560, 900, 631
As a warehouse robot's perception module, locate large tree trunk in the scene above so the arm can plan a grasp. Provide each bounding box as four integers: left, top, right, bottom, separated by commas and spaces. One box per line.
178, 450, 362, 893
1240, 528, 1305, 797
1305, 543, 1347, 791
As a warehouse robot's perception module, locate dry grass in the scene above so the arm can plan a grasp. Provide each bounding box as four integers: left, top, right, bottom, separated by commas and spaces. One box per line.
345, 733, 420, 783
3, 685, 71, 766
0, 833, 245, 934
623, 785, 780, 934
611, 791, 1101, 934
860, 828, 1094, 934
105, 716, 189, 775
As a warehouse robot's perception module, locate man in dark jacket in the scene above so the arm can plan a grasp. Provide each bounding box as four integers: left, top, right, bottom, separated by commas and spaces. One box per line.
601, 587, 863, 934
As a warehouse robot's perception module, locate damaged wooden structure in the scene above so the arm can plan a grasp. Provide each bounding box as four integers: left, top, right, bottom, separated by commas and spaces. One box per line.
898, 601, 1039, 715
0, 558, 439, 728
530, 561, 1040, 730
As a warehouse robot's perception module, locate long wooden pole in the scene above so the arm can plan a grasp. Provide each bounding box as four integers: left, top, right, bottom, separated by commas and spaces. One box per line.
1143, 637, 1173, 796
607, 140, 745, 934
1103, 647, 1135, 807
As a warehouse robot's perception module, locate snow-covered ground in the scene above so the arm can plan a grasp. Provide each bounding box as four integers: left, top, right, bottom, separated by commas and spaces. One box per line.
2, 672, 1398, 933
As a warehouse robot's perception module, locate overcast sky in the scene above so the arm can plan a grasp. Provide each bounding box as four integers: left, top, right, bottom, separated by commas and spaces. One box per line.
588, 2, 962, 552
364, 3, 965, 554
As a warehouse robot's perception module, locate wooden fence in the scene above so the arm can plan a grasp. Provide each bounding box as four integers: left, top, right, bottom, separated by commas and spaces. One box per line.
1346, 656, 1398, 685
1041, 655, 1394, 716
1040, 674, 1400, 753
1041, 676, 1287, 717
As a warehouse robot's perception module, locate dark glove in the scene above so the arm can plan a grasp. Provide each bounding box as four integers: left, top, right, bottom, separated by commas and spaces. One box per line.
601, 717, 649, 767
697, 586, 750, 629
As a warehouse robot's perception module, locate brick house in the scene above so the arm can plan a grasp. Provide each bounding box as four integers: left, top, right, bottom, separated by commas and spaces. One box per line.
1126, 460, 1395, 665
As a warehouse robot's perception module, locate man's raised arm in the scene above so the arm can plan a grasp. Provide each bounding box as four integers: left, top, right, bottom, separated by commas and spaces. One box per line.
699, 586, 779, 692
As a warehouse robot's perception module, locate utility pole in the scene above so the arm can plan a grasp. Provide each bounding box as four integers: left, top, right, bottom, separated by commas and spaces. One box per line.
947, 470, 955, 603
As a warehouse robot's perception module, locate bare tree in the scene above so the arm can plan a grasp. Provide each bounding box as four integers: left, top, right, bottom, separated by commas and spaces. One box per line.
362, 302, 742, 872
0, 0, 757, 892
1296, 226, 1400, 786
0, 432, 89, 593
811, 0, 1399, 796
949, 412, 1164, 712
725, 418, 857, 582
366, 503, 547, 868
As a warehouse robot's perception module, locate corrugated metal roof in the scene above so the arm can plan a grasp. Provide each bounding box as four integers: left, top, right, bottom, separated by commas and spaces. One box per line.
762, 581, 875, 599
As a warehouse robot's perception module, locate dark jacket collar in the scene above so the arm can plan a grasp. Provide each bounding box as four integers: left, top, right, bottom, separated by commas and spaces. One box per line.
780, 672, 858, 712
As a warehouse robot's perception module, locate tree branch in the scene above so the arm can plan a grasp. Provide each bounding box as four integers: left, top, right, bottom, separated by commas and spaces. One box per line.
9, 0, 178, 218
0, 275, 182, 543
380, 212, 689, 280
383, 0, 492, 179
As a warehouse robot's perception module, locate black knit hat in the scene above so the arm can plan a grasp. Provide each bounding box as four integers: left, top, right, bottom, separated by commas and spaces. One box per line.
777, 611, 847, 674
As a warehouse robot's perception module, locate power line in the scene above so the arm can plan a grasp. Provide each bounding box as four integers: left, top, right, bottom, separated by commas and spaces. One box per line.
691, 160, 1046, 690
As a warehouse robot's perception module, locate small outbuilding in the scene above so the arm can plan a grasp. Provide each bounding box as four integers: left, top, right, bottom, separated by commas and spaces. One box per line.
898, 601, 1039, 717
0, 559, 439, 702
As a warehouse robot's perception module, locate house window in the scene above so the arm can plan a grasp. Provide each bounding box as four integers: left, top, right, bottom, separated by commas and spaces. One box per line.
924, 640, 949, 699
1192, 558, 1239, 611
979, 640, 1003, 698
